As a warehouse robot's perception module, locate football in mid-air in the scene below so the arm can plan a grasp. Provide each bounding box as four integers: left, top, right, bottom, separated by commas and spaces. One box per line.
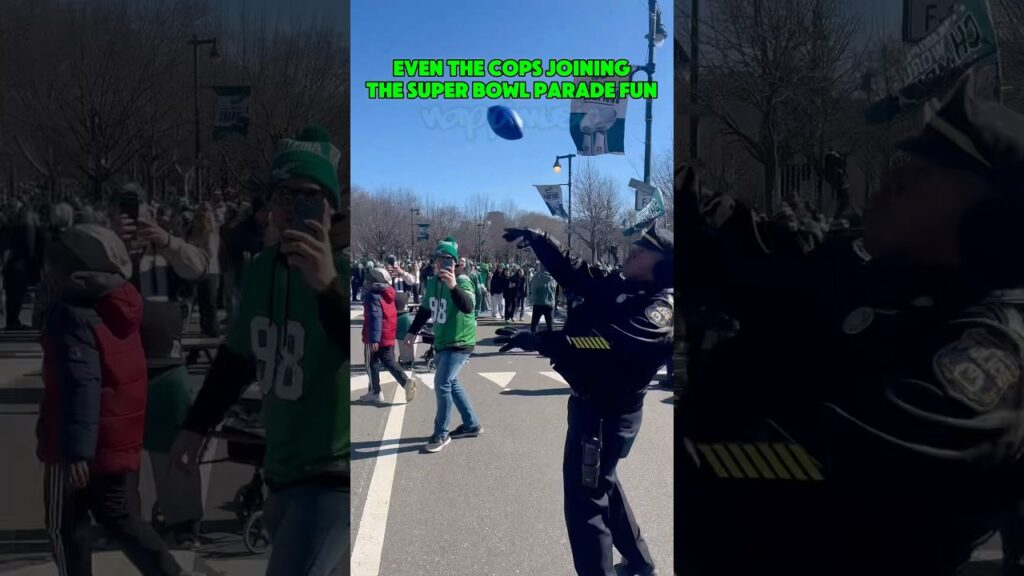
487, 105, 524, 140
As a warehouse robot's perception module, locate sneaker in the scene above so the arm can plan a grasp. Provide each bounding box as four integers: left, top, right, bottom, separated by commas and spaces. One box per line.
424, 434, 450, 453
359, 391, 383, 403
405, 373, 419, 402
450, 424, 483, 438
175, 530, 201, 551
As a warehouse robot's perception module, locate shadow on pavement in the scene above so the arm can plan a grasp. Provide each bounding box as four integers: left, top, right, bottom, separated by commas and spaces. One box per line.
500, 388, 570, 397
349, 437, 433, 461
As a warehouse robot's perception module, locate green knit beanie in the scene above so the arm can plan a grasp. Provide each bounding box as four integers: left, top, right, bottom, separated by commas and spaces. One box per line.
434, 238, 458, 260
271, 125, 341, 208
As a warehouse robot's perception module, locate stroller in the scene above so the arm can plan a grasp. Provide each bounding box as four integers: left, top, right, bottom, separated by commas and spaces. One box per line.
165, 394, 270, 554
417, 321, 437, 371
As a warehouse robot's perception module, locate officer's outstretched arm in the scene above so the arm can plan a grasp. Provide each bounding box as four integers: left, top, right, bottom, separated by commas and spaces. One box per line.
503, 228, 603, 298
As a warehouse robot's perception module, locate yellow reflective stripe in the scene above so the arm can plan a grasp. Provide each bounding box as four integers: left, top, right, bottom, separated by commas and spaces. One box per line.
726, 444, 759, 479
696, 444, 730, 478
599, 337, 611, 349
573, 337, 586, 349
756, 443, 791, 480
788, 443, 824, 481
589, 337, 603, 349
712, 444, 744, 478
582, 337, 594, 349
742, 444, 776, 479
772, 443, 808, 481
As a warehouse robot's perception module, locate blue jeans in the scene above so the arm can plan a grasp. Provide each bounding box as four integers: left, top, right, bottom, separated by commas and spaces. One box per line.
265, 479, 349, 576
433, 350, 480, 438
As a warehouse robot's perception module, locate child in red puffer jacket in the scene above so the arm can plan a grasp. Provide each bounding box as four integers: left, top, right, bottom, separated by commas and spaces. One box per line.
359, 267, 419, 405
37, 224, 193, 576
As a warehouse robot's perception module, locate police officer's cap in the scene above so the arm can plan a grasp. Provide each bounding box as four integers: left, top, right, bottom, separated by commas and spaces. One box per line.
633, 225, 673, 259
897, 73, 1024, 188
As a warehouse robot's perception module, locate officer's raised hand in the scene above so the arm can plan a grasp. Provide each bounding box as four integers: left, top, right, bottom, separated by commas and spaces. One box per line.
502, 227, 543, 246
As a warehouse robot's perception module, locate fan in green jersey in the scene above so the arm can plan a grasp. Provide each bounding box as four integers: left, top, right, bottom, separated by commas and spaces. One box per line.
405, 238, 484, 453
170, 125, 350, 576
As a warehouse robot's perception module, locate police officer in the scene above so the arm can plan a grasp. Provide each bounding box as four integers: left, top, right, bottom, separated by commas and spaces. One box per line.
497, 225, 673, 576
680, 74, 1024, 576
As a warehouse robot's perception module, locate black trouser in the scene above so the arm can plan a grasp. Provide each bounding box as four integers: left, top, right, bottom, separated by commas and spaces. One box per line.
196, 274, 220, 337
515, 296, 526, 318
504, 295, 518, 321
531, 305, 553, 333
43, 466, 183, 576
412, 283, 421, 304
4, 267, 28, 327
1003, 500, 1024, 576
351, 281, 361, 301
563, 396, 653, 576
366, 344, 408, 394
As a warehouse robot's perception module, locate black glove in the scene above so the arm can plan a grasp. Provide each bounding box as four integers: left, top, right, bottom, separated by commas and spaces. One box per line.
494, 329, 537, 353
502, 227, 542, 247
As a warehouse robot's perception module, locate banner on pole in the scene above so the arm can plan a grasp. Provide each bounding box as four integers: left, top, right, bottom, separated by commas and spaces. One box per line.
212, 86, 252, 140
623, 183, 665, 235
866, 0, 999, 125
534, 184, 568, 219
569, 67, 639, 156
417, 223, 430, 241
628, 178, 659, 211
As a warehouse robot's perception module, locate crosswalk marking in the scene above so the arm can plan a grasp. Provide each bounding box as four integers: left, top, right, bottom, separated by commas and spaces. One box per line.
352, 372, 436, 392
478, 372, 515, 389
352, 373, 396, 392
413, 372, 435, 390
352, 386, 407, 576
539, 371, 568, 385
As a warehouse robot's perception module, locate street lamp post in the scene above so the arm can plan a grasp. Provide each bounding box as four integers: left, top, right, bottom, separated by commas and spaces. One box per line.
409, 208, 420, 260
187, 34, 219, 202
553, 154, 575, 258
476, 222, 486, 262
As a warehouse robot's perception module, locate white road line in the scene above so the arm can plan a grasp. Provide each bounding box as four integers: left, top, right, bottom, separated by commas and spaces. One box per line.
478, 372, 516, 389
413, 372, 435, 389
351, 372, 396, 392
352, 372, 435, 392
539, 371, 568, 385
351, 387, 407, 576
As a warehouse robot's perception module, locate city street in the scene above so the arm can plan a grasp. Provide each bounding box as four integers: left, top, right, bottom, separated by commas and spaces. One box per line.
0, 308, 268, 576
349, 302, 676, 576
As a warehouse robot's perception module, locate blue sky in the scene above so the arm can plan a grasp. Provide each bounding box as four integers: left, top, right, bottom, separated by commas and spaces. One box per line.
351, 0, 674, 215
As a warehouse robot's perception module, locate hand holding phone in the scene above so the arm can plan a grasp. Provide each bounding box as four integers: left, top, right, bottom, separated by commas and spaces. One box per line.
290, 196, 326, 236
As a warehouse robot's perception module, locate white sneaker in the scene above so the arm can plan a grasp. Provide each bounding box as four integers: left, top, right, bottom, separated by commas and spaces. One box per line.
359, 391, 383, 403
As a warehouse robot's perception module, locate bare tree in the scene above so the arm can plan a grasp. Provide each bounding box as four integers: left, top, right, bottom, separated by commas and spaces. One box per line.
571, 160, 623, 263
689, 0, 859, 212
351, 186, 418, 261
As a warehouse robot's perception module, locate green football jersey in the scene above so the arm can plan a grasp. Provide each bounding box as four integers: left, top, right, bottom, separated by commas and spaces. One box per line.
226, 248, 350, 485
424, 274, 476, 349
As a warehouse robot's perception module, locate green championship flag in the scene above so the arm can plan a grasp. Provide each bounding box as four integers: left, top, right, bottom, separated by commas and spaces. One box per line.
623, 184, 665, 235
212, 86, 252, 140
865, 0, 998, 125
